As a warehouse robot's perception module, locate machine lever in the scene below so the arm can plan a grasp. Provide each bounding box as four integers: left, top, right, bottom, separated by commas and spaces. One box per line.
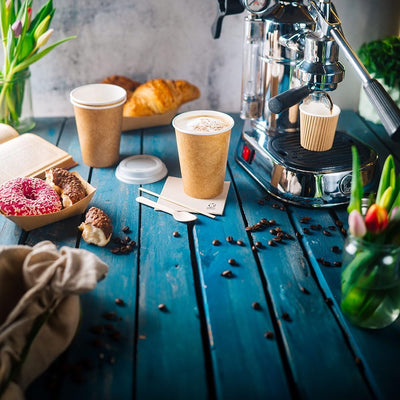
268, 85, 313, 114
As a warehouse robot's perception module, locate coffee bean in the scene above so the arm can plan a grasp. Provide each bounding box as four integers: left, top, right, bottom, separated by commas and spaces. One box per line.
228, 258, 237, 266
255, 241, 263, 248
331, 245, 340, 253
272, 203, 280, 209
272, 236, 282, 242
113, 237, 122, 244
115, 298, 125, 306
328, 225, 336, 231
340, 227, 347, 235
280, 205, 287, 211
275, 227, 282, 232
245, 226, 252, 232
322, 260, 331, 267
257, 199, 265, 205
226, 236, 234, 243
322, 229, 332, 236
251, 245, 257, 252
300, 286, 310, 294
91, 338, 103, 348
89, 325, 104, 335
236, 240, 245, 246
110, 331, 121, 341
122, 226, 130, 233
212, 239, 221, 246
268, 240, 276, 247
264, 331, 274, 339
285, 233, 295, 240
103, 312, 117, 321
310, 224, 320, 230
303, 228, 310, 234
252, 301, 262, 310
173, 231, 180, 237
268, 219, 276, 225
333, 261, 342, 267
269, 229, 277, 235
158, 303, 167, 311
295, 232, 302, 238
221, 270, 233, 278
325, 298, 333, 306
335, 220, 343, 228
111, 247, 121, 254
260, 218, 269, 226
281, 312, 291, 321
108, 356, 116, 365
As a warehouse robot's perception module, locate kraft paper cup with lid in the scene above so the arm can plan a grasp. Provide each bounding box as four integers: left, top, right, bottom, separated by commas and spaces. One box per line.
70, 84, 127, 167
299, 102, 341, 152
172, 110, 234, 199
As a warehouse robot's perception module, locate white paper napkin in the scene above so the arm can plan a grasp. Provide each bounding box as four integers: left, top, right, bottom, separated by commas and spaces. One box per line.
157, 176, 230, 215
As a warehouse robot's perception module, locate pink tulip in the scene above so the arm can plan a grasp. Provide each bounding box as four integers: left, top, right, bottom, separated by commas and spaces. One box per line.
12, 20, 22, 37
348, 209, 367, 238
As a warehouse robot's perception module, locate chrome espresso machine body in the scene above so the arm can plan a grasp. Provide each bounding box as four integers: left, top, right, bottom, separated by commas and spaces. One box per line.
212, 0, 400, 207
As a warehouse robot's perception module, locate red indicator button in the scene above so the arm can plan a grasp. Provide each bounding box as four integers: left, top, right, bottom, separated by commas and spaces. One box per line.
242, 145, 254, 163
242, 145, 251, 161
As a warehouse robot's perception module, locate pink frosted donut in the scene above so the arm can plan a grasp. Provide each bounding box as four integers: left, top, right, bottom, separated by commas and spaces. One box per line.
0, 177, 62, 216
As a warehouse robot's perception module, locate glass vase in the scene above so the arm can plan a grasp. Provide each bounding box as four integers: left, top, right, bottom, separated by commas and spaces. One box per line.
341, 235, 400, 329
0, 68, 35, 132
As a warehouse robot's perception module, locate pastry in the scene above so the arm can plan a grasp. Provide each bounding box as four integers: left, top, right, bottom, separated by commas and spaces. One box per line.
79, 207, 113, 247
101, 75, 141, 93
123, 79, 200, 117
45, 168, 86, 208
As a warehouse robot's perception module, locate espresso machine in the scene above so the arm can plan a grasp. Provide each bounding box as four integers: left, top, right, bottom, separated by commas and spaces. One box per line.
212, 0, 400, 207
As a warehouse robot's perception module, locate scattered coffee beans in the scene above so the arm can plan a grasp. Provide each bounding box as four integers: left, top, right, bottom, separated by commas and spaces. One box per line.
115, 298, 125, 306
226, 236, 234, 243
212, 239, 221, 246
228, 258, 237, 266
158, 303, 167, 312
264, 331, 274, 339
173, 231, 180, 237
236, 240, 245, 246
252, 301, 261, 310
221, 270, 233, 278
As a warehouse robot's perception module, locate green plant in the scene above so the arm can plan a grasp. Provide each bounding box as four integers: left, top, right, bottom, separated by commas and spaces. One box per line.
358, 36, 400, 89
0, 0, 75, 128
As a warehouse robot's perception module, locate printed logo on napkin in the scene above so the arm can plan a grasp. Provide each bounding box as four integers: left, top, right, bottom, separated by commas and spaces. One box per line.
158, 176, 230, 215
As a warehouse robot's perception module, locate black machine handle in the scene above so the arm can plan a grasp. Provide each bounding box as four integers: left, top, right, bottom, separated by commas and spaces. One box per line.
363, 79, 400, 142
212, 0, 244, 39
268, 85, 313, 114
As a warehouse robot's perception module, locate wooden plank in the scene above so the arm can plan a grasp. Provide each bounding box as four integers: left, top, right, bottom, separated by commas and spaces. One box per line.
135, 124, 209, 399
228, 114, 373, 399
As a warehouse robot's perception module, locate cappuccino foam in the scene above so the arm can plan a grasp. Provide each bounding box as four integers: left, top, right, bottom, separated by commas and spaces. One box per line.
174, 112, 232, 135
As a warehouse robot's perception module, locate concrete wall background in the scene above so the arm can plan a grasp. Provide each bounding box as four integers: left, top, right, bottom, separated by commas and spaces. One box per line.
25, 0, 400, 117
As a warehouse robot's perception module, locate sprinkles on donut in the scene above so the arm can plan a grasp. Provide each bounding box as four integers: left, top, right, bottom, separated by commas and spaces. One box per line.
0, 177, 62, 216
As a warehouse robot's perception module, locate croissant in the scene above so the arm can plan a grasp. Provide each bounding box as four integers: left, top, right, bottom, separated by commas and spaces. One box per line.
123, 79, 200, 117
102, 75, 141, 93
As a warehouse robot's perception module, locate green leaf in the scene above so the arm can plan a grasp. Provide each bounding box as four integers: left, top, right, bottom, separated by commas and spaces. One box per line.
347, 146, 363, 214
17, 31, 34, 62
376, 154, 395, 205
29, 0, 54, 34
12, 35, 76, 73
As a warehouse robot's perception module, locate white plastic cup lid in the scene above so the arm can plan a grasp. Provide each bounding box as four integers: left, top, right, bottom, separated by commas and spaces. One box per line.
115, 155, 168, 184
70, 84, 127, 107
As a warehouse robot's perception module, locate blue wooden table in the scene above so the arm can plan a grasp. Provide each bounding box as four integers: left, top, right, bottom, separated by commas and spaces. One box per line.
1, 112, 400, 400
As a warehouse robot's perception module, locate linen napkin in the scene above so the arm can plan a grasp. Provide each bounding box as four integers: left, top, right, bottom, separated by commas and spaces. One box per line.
0, 241, 108, 399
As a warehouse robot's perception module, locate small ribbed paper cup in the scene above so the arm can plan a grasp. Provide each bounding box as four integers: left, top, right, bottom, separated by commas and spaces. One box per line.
300, 103, 340, 151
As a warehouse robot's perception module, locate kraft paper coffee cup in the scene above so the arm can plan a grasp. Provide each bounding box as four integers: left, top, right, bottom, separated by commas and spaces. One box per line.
300, 102, 340, 152
172, 110, 234, 199
70, 84, 127, 167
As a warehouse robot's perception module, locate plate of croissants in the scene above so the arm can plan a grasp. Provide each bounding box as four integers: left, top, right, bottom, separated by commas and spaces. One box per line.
102, 75, 201, 131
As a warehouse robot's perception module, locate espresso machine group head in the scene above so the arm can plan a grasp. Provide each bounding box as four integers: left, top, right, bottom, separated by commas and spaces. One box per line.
213, 0, 400, 207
